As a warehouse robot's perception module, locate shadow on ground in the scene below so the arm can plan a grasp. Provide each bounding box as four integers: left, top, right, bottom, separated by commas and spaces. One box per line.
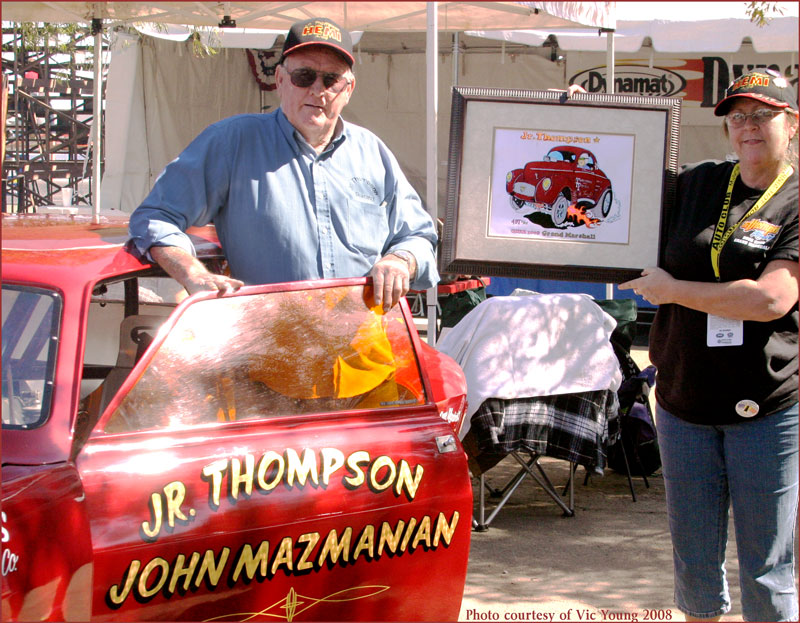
460, 457, 743, 622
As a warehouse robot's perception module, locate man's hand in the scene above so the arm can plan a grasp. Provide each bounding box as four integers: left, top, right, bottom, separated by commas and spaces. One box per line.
150, 246, 244, 296
370, 253, 416, 311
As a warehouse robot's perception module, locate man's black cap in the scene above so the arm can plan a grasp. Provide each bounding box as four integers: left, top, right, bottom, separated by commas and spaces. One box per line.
280, 17, 354, 67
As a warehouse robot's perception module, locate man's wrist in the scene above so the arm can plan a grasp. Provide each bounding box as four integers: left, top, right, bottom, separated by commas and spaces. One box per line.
387, 250, 417, 279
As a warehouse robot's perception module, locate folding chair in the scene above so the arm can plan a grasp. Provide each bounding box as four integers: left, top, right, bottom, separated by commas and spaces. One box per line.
465, 388, 619, 529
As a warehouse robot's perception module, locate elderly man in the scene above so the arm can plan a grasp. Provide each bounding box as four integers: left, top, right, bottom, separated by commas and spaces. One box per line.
128, 17, 439, 310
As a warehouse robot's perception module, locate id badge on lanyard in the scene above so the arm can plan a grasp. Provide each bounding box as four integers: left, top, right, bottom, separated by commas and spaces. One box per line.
706, 163, 792, 347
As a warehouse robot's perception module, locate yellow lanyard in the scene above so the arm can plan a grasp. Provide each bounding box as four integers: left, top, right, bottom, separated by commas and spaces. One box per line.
710, 163, 793, 281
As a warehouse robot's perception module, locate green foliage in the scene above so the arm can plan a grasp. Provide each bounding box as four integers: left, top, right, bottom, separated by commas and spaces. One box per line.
189, 29, 220, 58
15, 22, 90, 53
12, 21, 218, 58
129, 22, 219, 57
745, 1, 786, 27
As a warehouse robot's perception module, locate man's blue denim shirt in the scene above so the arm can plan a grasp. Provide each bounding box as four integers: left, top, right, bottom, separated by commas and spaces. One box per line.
129, 108, 439, 289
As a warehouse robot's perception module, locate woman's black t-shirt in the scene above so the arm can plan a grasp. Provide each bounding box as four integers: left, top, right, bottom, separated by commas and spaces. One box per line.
649, 159, 798, 424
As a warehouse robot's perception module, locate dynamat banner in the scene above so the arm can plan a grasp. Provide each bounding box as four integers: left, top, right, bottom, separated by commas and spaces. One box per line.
567, 53, 798, 112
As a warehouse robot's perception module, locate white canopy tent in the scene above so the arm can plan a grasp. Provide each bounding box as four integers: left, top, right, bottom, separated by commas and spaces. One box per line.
468, 1, 799, 52
3, 1, 614, 338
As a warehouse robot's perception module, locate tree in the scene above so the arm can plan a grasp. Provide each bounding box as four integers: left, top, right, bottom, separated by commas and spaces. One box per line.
745, 1, 786, 26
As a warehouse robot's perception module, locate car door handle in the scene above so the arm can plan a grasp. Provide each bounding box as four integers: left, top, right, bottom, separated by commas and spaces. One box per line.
435, 434, 458, 453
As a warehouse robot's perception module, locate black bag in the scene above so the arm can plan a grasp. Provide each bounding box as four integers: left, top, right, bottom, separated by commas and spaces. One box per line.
594, 298, 661, 477
439, 280, 487, 328
607, 358, 660, 477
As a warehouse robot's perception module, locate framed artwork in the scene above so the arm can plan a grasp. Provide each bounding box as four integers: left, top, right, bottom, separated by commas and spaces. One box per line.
440, 87, 682, 283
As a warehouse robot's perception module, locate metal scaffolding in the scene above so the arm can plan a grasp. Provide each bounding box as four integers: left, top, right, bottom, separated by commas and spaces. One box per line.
2, 24, 106, 213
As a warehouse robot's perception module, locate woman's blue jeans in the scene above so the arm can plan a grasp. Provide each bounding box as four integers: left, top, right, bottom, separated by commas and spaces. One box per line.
656, 403, 798, 622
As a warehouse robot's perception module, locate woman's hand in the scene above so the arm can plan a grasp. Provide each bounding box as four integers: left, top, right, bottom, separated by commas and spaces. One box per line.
620, 260, 798, 321
619, 267, 676, 305
566, 84, 587, 97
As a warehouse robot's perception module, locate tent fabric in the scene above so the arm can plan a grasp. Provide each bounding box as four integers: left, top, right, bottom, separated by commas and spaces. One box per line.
102, 31, 565, 214
467, 2, 799, 53
1, 2, 614, 31
467, 16, 800, 53
102, 34, 263, 214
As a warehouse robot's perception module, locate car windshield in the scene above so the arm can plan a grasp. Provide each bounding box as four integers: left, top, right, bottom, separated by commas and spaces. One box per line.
2, 285, 61, 429
102, 284, 426, 433
544, 150, 575, 163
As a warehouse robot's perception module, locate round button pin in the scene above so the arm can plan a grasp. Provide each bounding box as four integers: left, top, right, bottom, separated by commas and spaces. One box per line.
735, 399, 759, 418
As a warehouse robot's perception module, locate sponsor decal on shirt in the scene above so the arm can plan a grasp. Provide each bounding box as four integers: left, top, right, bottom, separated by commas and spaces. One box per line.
733, 218, 781, 249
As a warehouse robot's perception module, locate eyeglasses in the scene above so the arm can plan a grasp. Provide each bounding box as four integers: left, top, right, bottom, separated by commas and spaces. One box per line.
725, 108, 783, 128
286, 67, 351, 93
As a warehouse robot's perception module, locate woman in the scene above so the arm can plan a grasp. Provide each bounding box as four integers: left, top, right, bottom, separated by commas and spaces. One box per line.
620, 69, 798, 622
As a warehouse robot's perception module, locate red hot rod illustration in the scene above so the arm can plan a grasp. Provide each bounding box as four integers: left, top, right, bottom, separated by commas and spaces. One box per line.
505, 145, 613, 227
1, 213, 472, 622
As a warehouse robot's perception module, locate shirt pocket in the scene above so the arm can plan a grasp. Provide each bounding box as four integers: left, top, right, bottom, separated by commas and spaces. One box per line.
346, 199, 390, 256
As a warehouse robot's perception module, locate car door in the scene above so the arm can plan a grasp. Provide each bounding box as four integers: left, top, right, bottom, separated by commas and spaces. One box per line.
74, 280, 472, 622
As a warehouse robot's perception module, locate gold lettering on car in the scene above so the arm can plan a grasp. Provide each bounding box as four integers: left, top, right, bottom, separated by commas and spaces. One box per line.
107, 560, 140, 606
257, 450, 284, 491
106, 512, 461, 608
344, 450, 369, 488
201, 459, 228, 508
185, 449, 425, 532
352, 525, 375, 560
137, 557, 170, 598
141, 480, 191, 540
230, 454, 255, 499
271, 537, 294, 574
117, 446, 450, 608
394, 460, 423, 500
107, 548, 232, 607
434, 511, 460, 547
168, 552, 200, 593
411, 516, 431, 550
369, 456, 395, 492
231, 541, 269, 583
195, 548, 230, 588
318, 526, 352, 565
378, 520, 406, 556
297, 532, 320, 571
286, 448, 319, 488
320, 448, 345, 485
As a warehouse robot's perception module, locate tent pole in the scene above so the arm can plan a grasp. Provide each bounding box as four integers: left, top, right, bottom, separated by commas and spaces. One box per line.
605, 28, 615, 300
426, 2, 438, 344
92, 18, 103, 223
605, 29, 615, 93
452, 31, 459, 85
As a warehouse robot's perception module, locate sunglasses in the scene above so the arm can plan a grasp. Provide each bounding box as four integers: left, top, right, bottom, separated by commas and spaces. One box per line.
725, 108, 783, 128
286, 67, 350, 93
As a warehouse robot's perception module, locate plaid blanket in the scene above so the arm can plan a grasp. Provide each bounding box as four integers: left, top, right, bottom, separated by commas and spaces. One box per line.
464, 389, 619, 476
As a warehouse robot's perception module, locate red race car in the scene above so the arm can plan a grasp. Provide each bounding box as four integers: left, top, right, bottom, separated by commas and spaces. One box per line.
506, 145, 613, 227
1, 214, 472, 622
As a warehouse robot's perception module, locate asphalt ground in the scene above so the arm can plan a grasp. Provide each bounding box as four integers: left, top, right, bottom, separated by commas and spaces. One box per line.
456, 347, 748, 623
